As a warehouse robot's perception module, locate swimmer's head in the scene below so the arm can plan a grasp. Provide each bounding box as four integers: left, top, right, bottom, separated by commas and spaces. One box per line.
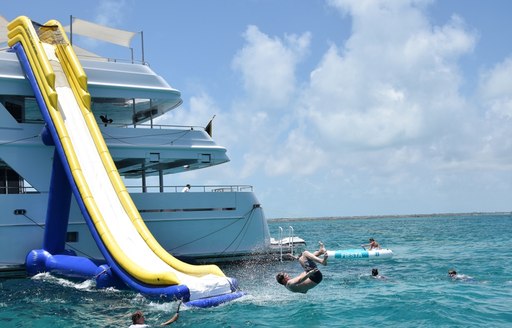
131, 311, 145, 324
372, 268, 379, 276
448, 269, 457, 276
276, 272, 287, 285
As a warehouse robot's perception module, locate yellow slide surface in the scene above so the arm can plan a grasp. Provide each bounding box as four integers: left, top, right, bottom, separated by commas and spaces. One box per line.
7, 16, 225, 286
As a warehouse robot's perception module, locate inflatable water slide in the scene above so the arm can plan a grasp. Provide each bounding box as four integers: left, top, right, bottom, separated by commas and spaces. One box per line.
7, 16, 243, 307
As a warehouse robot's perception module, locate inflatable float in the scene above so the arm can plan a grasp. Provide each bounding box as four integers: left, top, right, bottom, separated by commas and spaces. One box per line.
326, 248, 393, 259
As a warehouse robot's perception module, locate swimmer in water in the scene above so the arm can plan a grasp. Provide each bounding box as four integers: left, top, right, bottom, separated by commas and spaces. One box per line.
448, 269, 474, 282
371, 268, 387, 279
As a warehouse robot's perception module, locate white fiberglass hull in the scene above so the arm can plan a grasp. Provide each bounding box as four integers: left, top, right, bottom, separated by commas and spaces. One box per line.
0, 190, 270, 272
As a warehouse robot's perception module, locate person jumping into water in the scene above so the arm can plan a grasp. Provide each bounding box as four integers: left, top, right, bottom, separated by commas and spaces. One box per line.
276, 242, 328, 293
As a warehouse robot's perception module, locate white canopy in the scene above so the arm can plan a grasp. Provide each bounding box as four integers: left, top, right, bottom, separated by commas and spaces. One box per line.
64, 18, 137, 48
72, 45, 107, 62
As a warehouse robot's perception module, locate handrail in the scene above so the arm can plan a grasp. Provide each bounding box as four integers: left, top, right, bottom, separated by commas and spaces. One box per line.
278, 226, 284, 262
125, 122, 206, 130
125, 185, 254, 193
16, 116, 206, 133
289, 226, 295, 257
73, 54, 148, 66
277, 226, 297, 261
0, 186, 40, 194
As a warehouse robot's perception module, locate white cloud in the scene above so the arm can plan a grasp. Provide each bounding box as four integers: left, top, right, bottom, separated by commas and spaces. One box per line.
95, 0, 131, 26
299, 5, 476, 152
471, 56, 512, 170
479, 56, 512, 120
264, 130, 327, 176
156, 91, 219, 128
223, 26, 314, 180
225, 0, 481, 186
232, 25, 311, 108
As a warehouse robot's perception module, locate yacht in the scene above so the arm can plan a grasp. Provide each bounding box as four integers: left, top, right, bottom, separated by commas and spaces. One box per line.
0, 16, 300, 279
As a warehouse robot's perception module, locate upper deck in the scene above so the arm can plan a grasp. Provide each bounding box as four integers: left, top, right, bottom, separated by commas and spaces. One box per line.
0, 49, 182, 125
0, 48, 227, 194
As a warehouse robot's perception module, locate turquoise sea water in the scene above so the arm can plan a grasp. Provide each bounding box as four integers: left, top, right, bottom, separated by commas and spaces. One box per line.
1, 213, 511, 327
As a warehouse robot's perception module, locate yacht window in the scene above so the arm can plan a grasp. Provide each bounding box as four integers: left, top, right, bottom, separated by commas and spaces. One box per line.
149, 153, 160, 163
90, 97, 179, 126
66, 231, 79, 242
24, 97, 44, 122
200, 154, 211, 164
0, 96, 43, 123
0, 166, 22, 194
0, 160, 38, 194
5, 101, 22, 122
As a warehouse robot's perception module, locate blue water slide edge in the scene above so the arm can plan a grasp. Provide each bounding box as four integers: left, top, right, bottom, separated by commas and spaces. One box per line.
43, 147, 73, 254
13, 43, 241, 305
186, 291, 246, 308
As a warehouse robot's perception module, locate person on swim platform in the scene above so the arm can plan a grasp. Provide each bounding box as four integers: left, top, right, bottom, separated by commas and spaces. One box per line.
361, 238, 380, 250
276, 242, 328, 293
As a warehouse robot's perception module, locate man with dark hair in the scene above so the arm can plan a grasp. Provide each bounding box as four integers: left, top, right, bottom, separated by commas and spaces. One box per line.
276, 242, 328, 293
372, 268, 387, 279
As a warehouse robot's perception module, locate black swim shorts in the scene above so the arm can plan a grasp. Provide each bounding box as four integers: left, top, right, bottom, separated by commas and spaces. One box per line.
309, 269, 323, 284
303, 258, 322, 284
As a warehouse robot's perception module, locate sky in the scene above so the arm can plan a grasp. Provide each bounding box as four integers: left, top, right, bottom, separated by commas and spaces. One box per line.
2, 0, 512, 218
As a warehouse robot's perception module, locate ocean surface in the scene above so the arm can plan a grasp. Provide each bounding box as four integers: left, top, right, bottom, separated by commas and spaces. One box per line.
1, 213, 511, 327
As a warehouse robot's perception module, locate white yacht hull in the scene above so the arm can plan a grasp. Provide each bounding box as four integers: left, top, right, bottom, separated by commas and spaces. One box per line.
0, 190, 270, 272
